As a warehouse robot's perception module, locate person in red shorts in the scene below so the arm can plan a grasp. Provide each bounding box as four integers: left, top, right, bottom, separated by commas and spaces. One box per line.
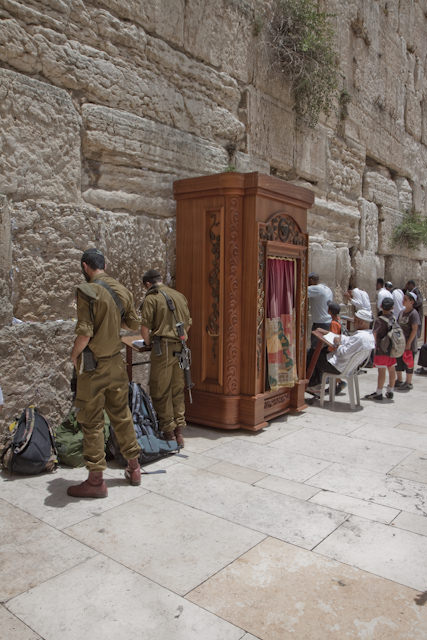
365, 297, 396, 401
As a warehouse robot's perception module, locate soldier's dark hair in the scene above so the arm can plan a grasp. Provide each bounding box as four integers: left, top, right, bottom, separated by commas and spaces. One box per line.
142, 269, 162, 284
381, 297, 394, 310
407, 279, 416, 288
376, 277, 384, 287
81, 248, 105, 270
328, 301, 341, 316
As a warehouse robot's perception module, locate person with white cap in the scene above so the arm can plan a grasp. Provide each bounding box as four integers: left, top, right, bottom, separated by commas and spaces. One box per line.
309, 308, 375, 389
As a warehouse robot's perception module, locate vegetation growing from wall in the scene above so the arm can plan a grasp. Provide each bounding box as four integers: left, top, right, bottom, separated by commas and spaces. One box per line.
266, 0, 339, 127
392, 208, 427, 249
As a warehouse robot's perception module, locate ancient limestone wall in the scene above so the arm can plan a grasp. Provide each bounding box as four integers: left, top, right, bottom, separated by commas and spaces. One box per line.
0, 0, 427, 426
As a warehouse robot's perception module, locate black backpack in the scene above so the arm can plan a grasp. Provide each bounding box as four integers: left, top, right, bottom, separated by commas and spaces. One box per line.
1, 407, 57, 474
107, 382, 180, 466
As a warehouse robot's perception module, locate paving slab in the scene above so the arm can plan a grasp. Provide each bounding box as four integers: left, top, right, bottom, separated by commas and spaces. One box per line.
184, 424, 238, 453
315, 515, 427, 591
7, 555, 244, 640
187, 537, 427, 640
310, 489, 400, 524
206, 438, 331, 482
395, 422, 427, 434
253, 475, 321, 500
139, 463, 348, 549
0, 605, 41, 640
309, 463, 427, 516
388, 451, 427, 484
65, 492, 265, 595
391, 511, 427, 537
351, 424, 427, 450
273, 427, 412, 473
0, 499, 96, 601
208, 460, 268, 484
0, 468, 149, 529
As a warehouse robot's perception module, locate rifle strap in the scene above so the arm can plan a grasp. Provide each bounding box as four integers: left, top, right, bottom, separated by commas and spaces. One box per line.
96, 279, 125, 321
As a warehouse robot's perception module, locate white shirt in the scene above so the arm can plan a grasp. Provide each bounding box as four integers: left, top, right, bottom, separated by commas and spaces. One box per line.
392, 289, 404, 320
349, 287, 371, 312
377, 287, 393, 311
327, 330, 375, 372
308, 283, 333, 323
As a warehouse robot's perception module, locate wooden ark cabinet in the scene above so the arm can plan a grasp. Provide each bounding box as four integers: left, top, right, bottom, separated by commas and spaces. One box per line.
174, 172, 313, 431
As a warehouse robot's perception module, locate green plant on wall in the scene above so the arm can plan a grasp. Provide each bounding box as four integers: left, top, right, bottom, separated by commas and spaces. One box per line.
266, 0, 339, 127
392, 208, 427, 249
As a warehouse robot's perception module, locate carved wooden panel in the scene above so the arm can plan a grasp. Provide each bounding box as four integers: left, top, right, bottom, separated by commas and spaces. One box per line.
202, 207, 224, 386
223, 197, 242, 395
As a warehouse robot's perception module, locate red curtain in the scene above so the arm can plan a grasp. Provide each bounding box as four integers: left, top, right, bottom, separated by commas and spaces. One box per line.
265, 258, 297, 390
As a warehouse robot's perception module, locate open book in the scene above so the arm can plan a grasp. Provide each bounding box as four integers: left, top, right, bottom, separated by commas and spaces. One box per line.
320, 331, 338, 347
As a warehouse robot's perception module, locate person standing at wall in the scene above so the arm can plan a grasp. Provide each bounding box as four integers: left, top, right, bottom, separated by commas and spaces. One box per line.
307, 272, 332, 346
386, 281, 404, 321
395, 292, 420, 391
67, 248, 142, 499
364, 297, 396, 401
376, 278, 393, 313
344, 284, 371, 313
140, 269, 192, 448
403, 279, 423, 324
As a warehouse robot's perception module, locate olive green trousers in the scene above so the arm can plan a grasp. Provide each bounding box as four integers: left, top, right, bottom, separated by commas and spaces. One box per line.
75, 353, 140, 471
149, 341, 186, 434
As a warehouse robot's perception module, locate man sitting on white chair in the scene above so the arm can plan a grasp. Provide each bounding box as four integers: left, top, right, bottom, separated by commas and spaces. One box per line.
309, 309, 375, 393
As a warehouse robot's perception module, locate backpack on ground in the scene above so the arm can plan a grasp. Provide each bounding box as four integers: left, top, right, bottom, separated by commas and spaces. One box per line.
1, 406, 57, 475
55, 410, 110, 467
379, 316, 406, 358
107, 382, 180, 466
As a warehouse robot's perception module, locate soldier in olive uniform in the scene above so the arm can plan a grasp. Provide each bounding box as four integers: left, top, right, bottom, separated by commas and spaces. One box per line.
67, 248, 141, 499
140, 269, 192, 447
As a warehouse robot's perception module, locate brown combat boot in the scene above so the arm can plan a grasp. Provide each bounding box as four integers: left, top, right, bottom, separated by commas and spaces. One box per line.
125, 457, 141, 486
67, 471, 108, 499
174, 426, 184, 448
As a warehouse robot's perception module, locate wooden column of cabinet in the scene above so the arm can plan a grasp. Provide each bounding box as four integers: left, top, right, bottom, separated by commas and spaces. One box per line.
174, 172, 313, 431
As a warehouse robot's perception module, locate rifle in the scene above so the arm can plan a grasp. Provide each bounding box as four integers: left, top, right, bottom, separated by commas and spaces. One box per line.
173, 321, 194, 403
157, 288, 194, 403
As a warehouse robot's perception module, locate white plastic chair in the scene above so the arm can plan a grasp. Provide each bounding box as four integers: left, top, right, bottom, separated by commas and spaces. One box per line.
319, 348, 372, 410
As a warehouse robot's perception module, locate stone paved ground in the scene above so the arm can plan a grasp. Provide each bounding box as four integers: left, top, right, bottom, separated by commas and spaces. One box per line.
1, 367, 427, 639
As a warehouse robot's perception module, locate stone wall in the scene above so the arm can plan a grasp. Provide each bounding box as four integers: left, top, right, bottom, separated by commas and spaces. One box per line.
0, 0, 427, 427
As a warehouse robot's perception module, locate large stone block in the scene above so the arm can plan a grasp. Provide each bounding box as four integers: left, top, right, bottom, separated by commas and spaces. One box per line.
358, 198, 378, 253
308, 198, 360, 247
294, 126, 328, 188
0, 320, 75, 430
384, 255, 423, 291
362, 169, 399, 209
245, 88, 295, 171
0, 195, 12, 327
0, 5, 244, 144
327, 135, 365, 199
10, 200, 174, 322
352, 250, 382, 300
0, 69, 81, 202
335, 247, 352, 301
81, 105, 229, 216
308, 241, 337, 291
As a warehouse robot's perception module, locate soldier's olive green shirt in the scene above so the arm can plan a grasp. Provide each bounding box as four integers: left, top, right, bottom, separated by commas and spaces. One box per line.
140, 284, 192, 340
75, 273, 140, 358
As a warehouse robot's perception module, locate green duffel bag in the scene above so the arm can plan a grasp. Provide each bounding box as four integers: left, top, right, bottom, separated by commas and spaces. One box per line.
55, 410, 110, 467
